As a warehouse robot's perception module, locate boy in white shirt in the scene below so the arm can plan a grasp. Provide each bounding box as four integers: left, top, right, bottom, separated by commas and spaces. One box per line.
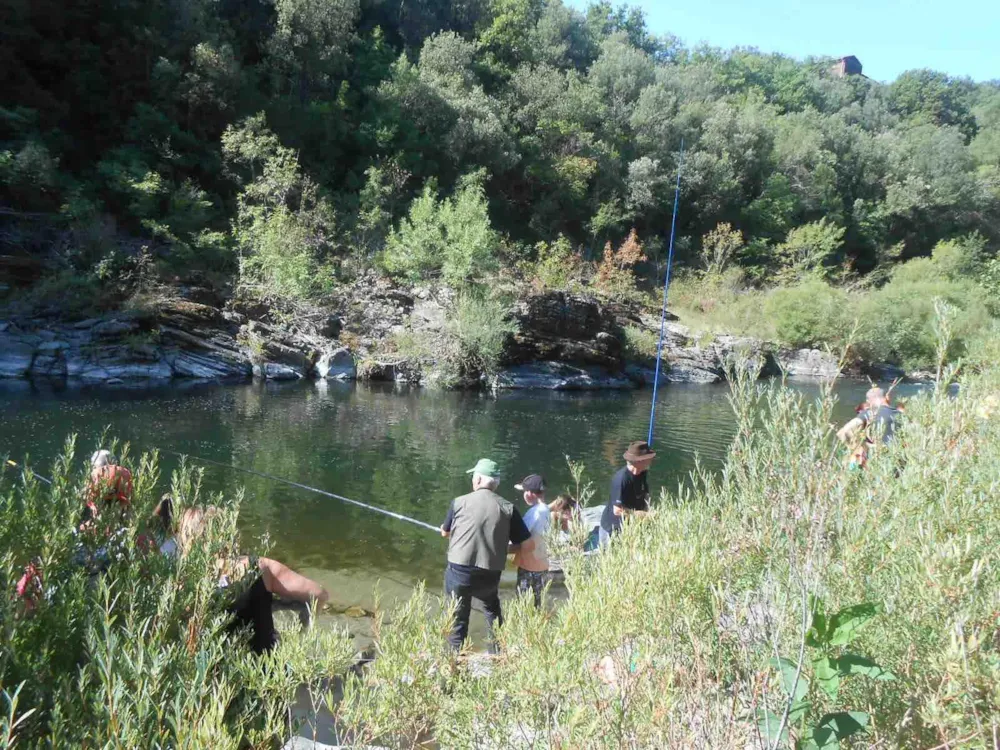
513, 473, 550, 607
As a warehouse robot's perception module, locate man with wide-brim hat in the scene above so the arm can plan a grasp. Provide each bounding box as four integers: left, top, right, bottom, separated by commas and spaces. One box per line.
440, 458, 534, 652
598, 441, 655, 546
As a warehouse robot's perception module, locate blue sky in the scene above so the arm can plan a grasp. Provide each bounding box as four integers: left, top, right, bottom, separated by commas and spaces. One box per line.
565, 0, 999, 83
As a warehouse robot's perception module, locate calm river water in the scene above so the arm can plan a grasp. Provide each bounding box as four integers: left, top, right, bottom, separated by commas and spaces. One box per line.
0, 378, 916, 612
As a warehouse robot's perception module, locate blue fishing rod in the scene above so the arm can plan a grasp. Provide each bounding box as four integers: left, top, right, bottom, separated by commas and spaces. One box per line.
160, 449, 440, 534
648, 140, 685, 447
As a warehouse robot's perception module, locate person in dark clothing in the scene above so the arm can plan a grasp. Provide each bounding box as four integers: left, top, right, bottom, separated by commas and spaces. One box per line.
440, 458, 534, 653
177, 507, 329, 654
599, 441, 656, 547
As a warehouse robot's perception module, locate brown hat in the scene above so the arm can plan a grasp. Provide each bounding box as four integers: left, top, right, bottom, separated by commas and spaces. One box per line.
623, 441, 656, 463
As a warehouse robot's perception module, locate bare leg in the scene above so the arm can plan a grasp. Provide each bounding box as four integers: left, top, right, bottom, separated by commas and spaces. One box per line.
257, 557, 329, 607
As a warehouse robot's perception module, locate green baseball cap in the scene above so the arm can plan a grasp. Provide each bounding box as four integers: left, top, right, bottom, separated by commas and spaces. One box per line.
466, 458, 500, 477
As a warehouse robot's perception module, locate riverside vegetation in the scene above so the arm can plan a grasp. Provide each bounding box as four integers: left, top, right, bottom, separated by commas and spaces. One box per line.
2, 1, 1000, 378
3, 323, 1000, 747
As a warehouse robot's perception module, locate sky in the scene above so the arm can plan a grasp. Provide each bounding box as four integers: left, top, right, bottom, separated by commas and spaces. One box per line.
565, 0, 1000, 83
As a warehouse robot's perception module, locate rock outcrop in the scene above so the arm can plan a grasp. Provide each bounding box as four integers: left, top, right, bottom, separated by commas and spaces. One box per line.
495, 362, 633, 390
1, 280, 882, 390
505, 292, 623, 370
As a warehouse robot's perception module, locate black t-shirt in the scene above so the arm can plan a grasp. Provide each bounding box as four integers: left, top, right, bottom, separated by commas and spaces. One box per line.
861, 405, 898, 444
600, 467, 650, 533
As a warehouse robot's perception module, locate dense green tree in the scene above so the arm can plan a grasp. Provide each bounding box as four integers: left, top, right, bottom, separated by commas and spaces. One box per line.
0, 0, 998, 296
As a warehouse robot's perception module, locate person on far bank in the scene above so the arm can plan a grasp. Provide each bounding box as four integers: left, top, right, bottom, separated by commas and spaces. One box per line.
599, 441, 655, 547
440, 458, 534, 653
513, 473, 550, 608
837, 386, 899, 452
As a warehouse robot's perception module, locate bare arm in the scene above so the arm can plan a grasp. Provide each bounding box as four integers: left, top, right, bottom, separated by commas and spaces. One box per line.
258, 557, 329, 607
837, 417, 865, 444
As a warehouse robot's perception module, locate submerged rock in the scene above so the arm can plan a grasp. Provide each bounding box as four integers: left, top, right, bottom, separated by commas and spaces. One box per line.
775, 348, 841, 378
495, 361, 633, 390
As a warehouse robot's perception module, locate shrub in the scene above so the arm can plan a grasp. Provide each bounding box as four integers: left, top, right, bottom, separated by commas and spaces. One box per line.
331, 345, 1000, 748
445, 292, 517, 380
532, 235, 586, 290
0, 440, 355, 746
775, 218, 846, 281
856, 275, 993, 369
763, 280, 852, 348
224, 114, 337, 303
595, 228, 645, 300
622, 324, 659, 362
700, 222, 744, 276
381, 174, 498, 286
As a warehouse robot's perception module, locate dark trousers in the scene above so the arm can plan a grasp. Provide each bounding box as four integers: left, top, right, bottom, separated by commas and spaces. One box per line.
516, 568, 548, 608
444, 563, 503, 653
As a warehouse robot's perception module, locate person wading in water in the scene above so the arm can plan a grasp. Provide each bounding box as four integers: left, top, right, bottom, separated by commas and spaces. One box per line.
599, 441, 655, 547
440, 458, 534, 653
512, 473, 550, 608
837, 386, 900, 468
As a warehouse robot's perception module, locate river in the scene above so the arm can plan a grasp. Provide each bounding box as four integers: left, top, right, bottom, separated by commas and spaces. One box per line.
0, 377, 918, 616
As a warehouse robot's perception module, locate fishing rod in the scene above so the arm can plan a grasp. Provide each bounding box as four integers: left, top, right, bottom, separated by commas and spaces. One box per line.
4, 458, 53, 485
648, 139, 685, 447
159, 449, 440, 534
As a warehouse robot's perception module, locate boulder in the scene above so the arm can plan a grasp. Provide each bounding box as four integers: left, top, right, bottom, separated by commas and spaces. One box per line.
0, 338, 34, 378
91, 319, 139, 338
314, 348, 356, 380
776, 348, 841, 378
165, 349, 250, 379
253, 362, 304, 380
495, 362, 634, 390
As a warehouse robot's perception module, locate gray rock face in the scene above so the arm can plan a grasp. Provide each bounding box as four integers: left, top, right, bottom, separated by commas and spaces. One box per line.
314, 348, 356, 380
776, 348, 841, 378
507, 291, 623, 369
253, 362, 304, 380
495, 362, 634, 390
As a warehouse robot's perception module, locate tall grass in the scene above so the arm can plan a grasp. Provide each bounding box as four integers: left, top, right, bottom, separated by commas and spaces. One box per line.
0, 443, 355, 747
334, 333, 1000, 747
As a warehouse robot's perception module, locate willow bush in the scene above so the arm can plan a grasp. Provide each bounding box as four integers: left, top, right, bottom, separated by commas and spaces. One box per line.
0, 443, 354, 748
334, 336, 1000, 748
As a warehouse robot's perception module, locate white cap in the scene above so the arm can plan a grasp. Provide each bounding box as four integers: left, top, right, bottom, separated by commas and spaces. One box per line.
91, 450, 115, 468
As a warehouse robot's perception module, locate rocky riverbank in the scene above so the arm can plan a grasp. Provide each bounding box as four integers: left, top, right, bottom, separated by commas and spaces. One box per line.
0, 277, 910, 389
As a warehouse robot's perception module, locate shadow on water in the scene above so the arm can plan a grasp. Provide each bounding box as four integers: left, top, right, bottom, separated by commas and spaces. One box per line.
0, 377, 924, 608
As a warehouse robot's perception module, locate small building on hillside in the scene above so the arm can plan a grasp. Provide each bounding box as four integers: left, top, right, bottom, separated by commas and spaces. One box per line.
831, 55, 863, 77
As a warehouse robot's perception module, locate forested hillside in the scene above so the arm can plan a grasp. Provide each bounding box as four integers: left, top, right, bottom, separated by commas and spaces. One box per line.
2, 0, 998, 366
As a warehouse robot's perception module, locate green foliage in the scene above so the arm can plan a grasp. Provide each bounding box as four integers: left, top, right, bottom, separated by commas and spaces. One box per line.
700, 222, 744, 276
764, 281, 851, 349
532, 234, 586, 289
381, 175, 499, 286
622, 324, 658, 362
445, 292, 517, 380
775, 219, 846, 281
224, 115, 337, 302
324, 348, 1000, 747
0, 442, 355, 746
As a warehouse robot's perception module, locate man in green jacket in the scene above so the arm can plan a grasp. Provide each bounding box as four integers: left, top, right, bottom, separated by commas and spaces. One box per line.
440, 458, 533, 653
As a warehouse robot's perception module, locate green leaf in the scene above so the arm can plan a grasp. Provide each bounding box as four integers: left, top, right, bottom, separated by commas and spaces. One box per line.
757, 709, 788, 746
812, 656, 840, 701
799, 725, 836, 750
806, 594, 828, 648
818, 711, 869, 740
789, 699, 811, 726
827, 603, 881, 646
834, 653, 896, 681
771, 656, 809, 702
